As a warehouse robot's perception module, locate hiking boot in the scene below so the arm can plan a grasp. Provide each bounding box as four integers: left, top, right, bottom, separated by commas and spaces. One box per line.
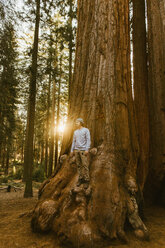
83, 182, 89, 189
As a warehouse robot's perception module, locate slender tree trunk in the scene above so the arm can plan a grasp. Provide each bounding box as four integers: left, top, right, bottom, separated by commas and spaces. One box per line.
54, 56, 62, 168
5, 144, 10, 175
41, 141, 44, 165
0, 144, 3, 168
2, 146, 6, 169
21, 142, 24, 163
48, 79, 56, 177
38, 142, 41, 163
0, 103, 4, 166
33, 134, 36, 164
0, 143, 2, 166
132, 0, 149, 191
68, 0, 73, 104
32, 1, 149, 246
44, 75, 51, 176
13, 142, 16, 162
24, 0, 40, 198
145, 0, 165, 205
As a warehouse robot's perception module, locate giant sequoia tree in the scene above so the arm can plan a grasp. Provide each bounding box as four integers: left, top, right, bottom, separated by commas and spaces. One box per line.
132, 0, 149, 192
144, 0, 165, 205
31, 0, 149, 246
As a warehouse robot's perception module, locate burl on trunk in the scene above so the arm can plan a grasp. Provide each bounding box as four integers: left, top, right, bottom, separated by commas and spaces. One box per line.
31, 0, 149, 246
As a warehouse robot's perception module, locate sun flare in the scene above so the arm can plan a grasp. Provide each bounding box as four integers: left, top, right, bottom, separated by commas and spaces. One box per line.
57, 122, 65, 133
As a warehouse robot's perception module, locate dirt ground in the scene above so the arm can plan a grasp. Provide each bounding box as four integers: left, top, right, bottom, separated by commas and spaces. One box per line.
0, 187, 165, 248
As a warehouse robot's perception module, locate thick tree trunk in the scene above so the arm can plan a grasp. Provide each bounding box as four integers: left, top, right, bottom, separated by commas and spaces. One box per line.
32, 0, 149, 246
24, 0, 40, 197
145, 0, 165, 205
132, 0, 149, 191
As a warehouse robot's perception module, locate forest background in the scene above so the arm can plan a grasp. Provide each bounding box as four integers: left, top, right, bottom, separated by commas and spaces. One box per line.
0, 0, 77, 192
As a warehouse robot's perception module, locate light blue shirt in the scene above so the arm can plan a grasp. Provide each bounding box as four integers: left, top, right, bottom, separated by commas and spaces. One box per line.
71, 127, 91, 152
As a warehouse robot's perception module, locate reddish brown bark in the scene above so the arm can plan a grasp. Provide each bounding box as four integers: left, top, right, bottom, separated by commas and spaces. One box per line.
132, 0, 149, 191
145, 0, 165, 205
24, 0, 40, 197
48, 79, 56, 177
31, 0, 149, 246
44, 73, 51, 177
54, 55, 62, 168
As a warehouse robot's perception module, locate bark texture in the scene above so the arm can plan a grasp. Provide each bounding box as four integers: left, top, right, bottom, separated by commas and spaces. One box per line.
68, 0, 73, 105
54, 55, 62, 168
145, 0, 165, 205
48, 79, 55, 177
31, 0, 149, 246
132, 0, 149, 191
24, 0, 40, 197
44, 77, 51, 177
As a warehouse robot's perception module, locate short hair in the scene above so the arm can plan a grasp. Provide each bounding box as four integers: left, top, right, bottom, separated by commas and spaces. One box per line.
76, 118, 84, 125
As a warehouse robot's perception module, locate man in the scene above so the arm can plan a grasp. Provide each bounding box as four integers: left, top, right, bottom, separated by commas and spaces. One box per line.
71, 118, 91, 186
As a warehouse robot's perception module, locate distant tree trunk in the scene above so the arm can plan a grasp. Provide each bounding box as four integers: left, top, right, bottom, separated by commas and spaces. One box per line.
21, 142, 24, 163
54, 56, 62, 168
0, 138, 2, 166
33, 135, 36, 163
145, 0, 165, 205
48, 79, 55, 177
0, 147, 1, 165
38, 142, 41, 163
132, 0, 149, 192
32, 1, 149, 246
68, 0, 73, 104
24, 0, 40, 198
41, 141, 44, 165
0, 115, 3, 165
2, 146, 6, 169
5, 143, 10, 175
44, 73, 51, 176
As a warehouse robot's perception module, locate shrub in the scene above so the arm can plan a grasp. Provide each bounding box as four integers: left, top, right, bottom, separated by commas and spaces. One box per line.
0, 177, 8, 183
12, 167, 24, 180
32, 164, 45, 182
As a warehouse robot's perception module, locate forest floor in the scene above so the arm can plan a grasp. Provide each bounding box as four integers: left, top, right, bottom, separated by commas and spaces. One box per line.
0, 181, 165, 248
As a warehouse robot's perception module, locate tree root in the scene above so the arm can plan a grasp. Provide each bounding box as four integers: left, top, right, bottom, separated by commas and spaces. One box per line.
31, 148, 149, 247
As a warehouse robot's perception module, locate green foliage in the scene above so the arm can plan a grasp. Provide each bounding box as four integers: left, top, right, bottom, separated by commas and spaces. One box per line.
0, 177, 8, 184
12, 167, 24, 180
0, 20, 19, 170
32, 164, 45, 182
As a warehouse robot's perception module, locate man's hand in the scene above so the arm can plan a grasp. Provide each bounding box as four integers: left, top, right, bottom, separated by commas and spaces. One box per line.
84, 150, 89, 156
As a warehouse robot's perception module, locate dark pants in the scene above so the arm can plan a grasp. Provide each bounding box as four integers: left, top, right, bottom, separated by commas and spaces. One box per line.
74, 150, 90, 182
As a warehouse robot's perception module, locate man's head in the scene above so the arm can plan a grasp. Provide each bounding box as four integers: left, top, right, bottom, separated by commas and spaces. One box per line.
75, 118, 84, 128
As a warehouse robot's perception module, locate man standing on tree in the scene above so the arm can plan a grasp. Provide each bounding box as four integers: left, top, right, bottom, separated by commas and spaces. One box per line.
71, 118, 91, 186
